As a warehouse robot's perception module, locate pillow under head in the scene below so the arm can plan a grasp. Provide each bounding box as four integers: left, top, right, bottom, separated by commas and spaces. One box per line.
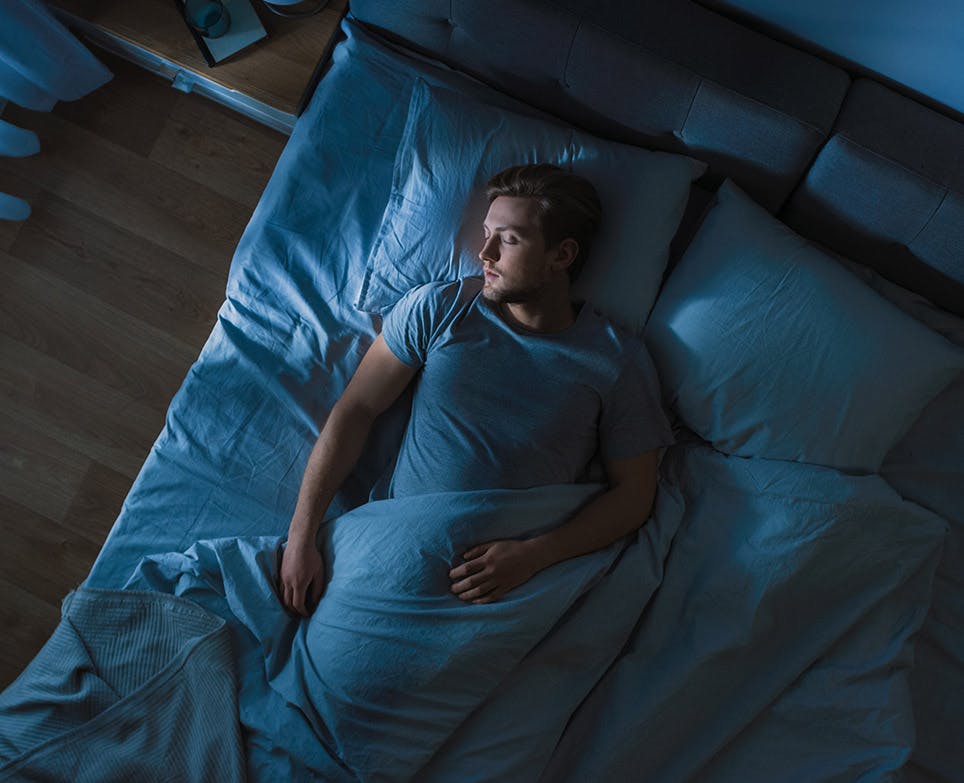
645, 179, 964, 473
356, 78, 706, 335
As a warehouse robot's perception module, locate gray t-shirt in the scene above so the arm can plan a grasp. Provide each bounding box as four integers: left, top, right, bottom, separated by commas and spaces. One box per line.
380, 276, 674, 497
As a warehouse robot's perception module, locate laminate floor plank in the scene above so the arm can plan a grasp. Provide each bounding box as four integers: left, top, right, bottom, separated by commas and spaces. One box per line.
0, 104, 249, 276
0, 214, 22, 252
11, 190, 226, 347
0, 495, 101, 609
0, 250, 199, 414
0, 334, 162, 480
50, 49, 180, 158
64, 460, 135, 546
0, 169, 40, 251
150, 93, 287, 210
0, 577, 63, 691
0, 408, 91, 524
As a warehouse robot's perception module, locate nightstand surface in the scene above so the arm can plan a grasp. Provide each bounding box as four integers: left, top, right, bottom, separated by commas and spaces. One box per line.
53, 0, 348, 133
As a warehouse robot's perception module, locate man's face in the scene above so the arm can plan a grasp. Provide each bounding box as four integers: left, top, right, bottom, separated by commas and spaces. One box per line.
478, 196, 561, 304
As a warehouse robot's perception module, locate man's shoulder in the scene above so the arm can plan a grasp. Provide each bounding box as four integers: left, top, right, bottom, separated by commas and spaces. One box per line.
579, 301, 638, 350
577, 302, 657, 373
390, 276, 484, 337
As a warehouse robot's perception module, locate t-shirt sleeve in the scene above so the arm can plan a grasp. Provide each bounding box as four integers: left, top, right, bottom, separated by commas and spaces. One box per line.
599, 340, 675, 460
380, 281, 453, 368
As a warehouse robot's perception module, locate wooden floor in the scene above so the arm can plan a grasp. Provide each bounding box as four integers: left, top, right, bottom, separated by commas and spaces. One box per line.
0, 49, 287, 689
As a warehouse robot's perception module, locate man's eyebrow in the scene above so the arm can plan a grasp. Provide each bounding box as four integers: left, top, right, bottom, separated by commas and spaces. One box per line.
483, 223, 531, 233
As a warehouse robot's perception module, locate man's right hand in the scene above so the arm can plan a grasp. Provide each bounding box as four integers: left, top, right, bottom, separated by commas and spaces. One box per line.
279, 536, 325, 617
277, 334, 416, 617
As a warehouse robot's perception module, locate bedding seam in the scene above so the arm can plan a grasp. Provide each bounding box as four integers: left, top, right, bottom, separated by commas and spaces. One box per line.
561, 13, 582, 89
907, 187, 949, 248
832, 134, 959, 195
579, 18, 828, 137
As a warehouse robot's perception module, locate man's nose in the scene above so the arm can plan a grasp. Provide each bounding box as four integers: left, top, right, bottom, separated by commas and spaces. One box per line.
479, 236, 499, 263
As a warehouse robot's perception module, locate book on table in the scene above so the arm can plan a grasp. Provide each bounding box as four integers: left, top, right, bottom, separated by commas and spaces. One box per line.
175, 0, 267, 66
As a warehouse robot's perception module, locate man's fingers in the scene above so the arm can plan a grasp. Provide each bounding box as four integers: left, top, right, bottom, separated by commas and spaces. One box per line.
309, 576, 324, 607
455, 582, 498, 601
281, 580, 309, 617
449, 559, 485, 580
451, 573, 486, 594
282, 583, 294, 613
463, 543, 489, 560
292, 586, 309, 617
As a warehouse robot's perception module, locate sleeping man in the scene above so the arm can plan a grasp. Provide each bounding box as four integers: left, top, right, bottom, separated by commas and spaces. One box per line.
278, 163, 674, 617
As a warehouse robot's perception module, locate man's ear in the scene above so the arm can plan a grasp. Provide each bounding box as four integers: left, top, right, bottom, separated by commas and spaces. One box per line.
552, 238, 579, 273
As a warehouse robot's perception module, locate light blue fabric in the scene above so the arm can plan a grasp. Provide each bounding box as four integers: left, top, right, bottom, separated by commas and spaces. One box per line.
645, 179, 964, 473
122, 479, 680, 782
358, 78, 707, 334
0, 0, 112, 220
379, 276, 674, 497
541, 441, 948, 783
0, 0, 111, 108
3, 439, 945, 782
0, 589, 243, 782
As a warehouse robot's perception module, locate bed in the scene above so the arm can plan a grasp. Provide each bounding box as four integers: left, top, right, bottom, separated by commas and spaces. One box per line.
2, 1, 963, 781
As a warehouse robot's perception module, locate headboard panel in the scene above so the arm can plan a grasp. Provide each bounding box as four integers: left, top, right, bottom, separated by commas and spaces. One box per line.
783, 78, 964, 317
350, 0, 849, 211
349, 0, 964, 316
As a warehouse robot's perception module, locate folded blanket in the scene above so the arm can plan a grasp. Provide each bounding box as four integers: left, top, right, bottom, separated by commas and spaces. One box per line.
0, 589, 243, 783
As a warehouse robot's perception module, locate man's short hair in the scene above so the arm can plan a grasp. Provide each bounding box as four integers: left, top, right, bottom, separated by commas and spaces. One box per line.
484, 164, 602, 283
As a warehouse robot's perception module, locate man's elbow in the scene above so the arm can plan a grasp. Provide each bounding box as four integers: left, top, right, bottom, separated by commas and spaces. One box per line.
611, 480, 657, 529
604, 451, 660, 527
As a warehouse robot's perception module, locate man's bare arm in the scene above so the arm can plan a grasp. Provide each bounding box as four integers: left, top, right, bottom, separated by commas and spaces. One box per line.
527, 451, 659, 570
280, 334, 418, 616
449, 451, 660, 603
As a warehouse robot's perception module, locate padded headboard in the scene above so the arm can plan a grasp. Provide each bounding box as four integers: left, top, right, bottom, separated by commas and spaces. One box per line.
348, 0, 964, 317
349, 0, 848, 212
782, 78, 964, 317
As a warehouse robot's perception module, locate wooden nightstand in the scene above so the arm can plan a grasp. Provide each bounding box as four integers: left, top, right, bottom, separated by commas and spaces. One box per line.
51, 0, 348, 134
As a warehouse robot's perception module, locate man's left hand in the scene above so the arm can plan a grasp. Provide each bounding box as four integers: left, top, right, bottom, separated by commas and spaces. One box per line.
449, 539, 541, 604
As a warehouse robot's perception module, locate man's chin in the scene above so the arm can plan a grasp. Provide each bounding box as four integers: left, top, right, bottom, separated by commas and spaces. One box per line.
481, 278, 537, 306
480, 284, 502, 303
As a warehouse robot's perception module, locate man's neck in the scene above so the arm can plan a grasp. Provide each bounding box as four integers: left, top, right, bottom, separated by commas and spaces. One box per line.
500, 298, 578, 333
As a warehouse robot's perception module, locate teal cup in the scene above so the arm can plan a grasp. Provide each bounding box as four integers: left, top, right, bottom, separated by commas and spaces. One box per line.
184, 0, 231, 39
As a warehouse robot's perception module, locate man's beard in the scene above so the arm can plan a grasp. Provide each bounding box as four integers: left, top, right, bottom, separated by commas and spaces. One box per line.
480, 276, 545, 305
